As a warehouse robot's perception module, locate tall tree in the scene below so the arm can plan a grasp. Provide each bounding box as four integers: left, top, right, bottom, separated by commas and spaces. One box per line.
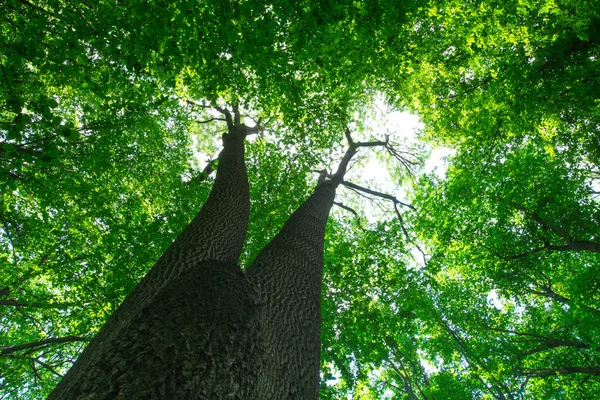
4, 0, 600, 398
45, 103, 386, 398
47, 106, 256, 398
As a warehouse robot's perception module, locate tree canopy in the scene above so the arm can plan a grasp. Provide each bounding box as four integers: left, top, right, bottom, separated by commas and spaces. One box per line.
1, 0, 599, 398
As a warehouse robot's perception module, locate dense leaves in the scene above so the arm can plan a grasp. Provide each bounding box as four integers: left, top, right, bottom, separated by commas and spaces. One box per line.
2, 0, 599, 398
411, 138, 600, 398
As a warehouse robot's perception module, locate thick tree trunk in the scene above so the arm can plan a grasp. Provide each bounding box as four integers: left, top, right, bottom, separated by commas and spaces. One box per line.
247, 181, 337, 399
49, 111, 346, 399
49, 116, 256, 399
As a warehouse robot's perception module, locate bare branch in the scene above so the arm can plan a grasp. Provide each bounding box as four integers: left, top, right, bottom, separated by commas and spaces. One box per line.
1, 336, 90, 357
339, 180, 415, 210
193, 117, 226, 124
391, 204, 409, 236
333, 201, 358, 217
32, 357, 64, 378
333, 201, 365, 231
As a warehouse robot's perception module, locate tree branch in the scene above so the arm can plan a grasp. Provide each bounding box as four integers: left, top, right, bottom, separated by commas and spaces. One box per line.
496, 196, 570, 243
338, 180, 415, 210
518, 366, 600, 378
0, 299, 79, 309
193, 117, 226, 124
333, 202, 365, 231
1, 336, 90, 357
32, 357, 64, 378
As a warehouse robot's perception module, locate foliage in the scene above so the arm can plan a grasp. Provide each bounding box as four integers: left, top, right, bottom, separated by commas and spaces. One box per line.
2, 0, 599, 398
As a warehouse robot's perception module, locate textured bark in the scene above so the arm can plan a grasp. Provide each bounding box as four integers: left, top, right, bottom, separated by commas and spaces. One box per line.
247, 182, 337, 399
51, 261, 260, 399
49, 117, 254, 399
50, 114, 351, 399
240, 139, 359, 398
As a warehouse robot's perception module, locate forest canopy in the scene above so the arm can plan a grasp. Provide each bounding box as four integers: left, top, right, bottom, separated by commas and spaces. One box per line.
1, 0, 599, 398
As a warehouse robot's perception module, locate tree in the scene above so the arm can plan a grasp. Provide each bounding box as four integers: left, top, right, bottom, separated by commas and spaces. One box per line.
42, 104, 393, 398
3, 0, 600, 398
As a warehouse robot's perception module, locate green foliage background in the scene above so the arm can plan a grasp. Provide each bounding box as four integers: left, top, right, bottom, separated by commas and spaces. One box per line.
1, 0, 599, 398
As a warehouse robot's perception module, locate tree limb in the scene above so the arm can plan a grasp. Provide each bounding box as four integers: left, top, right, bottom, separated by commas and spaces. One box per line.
1, 336, 90, 357
32, 357, 64, 378
333, 202, 365, 231
335, 179, 415, 210
496, 196, 570, 243
518, 366, 600, 378
0, 299, 79, 309
193, 117, 226, 124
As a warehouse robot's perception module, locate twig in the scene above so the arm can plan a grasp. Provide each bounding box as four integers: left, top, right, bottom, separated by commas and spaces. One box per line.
333, 202, 365, 231
193, 117, 226, 124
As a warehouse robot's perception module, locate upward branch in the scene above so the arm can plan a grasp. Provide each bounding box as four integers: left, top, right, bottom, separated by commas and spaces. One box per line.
330, 129, 387, 186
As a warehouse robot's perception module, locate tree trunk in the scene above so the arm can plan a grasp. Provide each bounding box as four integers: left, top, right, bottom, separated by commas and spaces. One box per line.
49, 116, 257, 399
49, 111, 342, 399
247, 181, 337, 399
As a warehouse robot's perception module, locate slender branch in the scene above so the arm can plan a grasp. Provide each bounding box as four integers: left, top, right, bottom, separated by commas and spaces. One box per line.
333, 201, 357, 217
517, 340, 593, 359
438, 318, 513, 400
481, 326, 562, 341
339, 180, 415, 210
193, 117, 226, 124
502, 246, 547, 261
394, 202, 412, 242
384, 336, 429, 400
518, 366, 600, 378
0, 299, 80, 309
547, 241, 600, 254
333, 201, 365, 231
504, 241, 600, 260
482, 326, 597, 350
522, 286, 570, 304
496, 196, 570, 243
1, 336, 90, 356
32, 357, 64, 378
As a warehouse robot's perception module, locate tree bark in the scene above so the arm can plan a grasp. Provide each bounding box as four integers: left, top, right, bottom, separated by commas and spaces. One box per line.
49, 116, 255, 399
247, 181, 337, 399
49, 116, 352, 399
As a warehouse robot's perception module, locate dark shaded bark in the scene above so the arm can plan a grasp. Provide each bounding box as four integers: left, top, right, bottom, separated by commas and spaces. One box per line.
244, 134, 385, 398
51, 260, 261, 399
49, 120, 369, 398
49, 113, 254, 399
247, 181, 337, 399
